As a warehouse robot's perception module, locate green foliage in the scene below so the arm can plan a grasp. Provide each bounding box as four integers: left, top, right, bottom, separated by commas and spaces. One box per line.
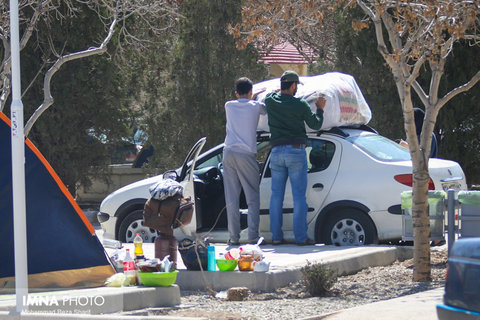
332, 7, 404, 141
328, 7, 480, 185
143, 0, 267, 171
20, 4, 140, 193
300, 261, 337, 297
433, 42, 480, 185
141, 0, 266, 170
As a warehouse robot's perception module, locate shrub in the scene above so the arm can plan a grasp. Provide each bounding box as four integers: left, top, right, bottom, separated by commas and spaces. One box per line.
300, 261, 337, 296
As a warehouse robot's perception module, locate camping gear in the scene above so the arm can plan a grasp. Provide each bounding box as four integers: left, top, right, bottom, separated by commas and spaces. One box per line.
216, 258, 238, 271
138, 270, 179, 287
254, 72, 372, 131
154, 234, 178, 263
207, 245, 216, 271
0, 112, 115, 289
143, 194, 194, 236
178, 238, 208, 270
238, 237, 264, 261
104, 273, 130, 287
238, 255, 254, 271
225, 248, 240, 260
253, 260, 270, 272
136, 259, 162, 273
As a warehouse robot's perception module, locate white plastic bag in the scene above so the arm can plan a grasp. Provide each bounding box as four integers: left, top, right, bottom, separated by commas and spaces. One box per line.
238, 237, 264, 261
253, 72, 372, 132
104, 273, 130, 287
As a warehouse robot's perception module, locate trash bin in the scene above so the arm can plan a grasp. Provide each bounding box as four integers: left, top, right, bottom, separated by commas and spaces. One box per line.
401, 190, 446, 241
458, 191, 480, 238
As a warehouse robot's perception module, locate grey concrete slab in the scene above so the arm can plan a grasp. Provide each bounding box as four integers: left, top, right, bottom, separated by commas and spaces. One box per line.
175, 244, 412, 291
0, 286, 180, 315
311, 287, 444, 320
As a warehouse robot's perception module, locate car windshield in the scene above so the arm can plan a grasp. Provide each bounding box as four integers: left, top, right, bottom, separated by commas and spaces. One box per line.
347, 134, 411, 162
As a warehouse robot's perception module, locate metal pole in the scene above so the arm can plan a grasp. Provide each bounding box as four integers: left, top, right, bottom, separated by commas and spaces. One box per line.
9, 0, 28, 313
447, 189, 456, 256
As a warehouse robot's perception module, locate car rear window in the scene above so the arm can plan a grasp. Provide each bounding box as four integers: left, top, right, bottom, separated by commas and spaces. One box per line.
347, 134, 412, 162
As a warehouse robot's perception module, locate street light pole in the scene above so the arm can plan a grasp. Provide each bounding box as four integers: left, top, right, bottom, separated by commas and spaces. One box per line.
9, 0, 29, 313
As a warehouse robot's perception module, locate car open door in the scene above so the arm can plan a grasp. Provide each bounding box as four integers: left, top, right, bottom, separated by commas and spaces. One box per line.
174, 137, 207, 238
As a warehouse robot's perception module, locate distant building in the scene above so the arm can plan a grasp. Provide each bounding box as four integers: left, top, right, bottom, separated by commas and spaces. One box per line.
258, 42, 317, 77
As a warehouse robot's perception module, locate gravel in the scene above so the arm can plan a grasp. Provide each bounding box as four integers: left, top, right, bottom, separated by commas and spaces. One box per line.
125, 246, 447, 320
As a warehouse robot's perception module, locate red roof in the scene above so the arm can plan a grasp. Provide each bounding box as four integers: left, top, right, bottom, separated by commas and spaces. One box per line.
259, 42, 316, 65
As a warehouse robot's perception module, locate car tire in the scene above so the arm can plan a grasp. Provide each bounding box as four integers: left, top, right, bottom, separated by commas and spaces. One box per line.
118, 209, 158, 243
320, 209, 378, 246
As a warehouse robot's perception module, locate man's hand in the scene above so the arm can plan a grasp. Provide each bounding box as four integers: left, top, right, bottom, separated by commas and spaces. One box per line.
252, 88, 266, 100
315, 96, 326, 110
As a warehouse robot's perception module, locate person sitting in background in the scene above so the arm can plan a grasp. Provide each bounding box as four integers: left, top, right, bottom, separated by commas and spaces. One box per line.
399, 107, 438, 158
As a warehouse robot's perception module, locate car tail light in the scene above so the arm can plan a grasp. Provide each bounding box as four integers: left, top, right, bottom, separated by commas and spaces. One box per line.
394, 174, 435, 190
445, 265, 449, 281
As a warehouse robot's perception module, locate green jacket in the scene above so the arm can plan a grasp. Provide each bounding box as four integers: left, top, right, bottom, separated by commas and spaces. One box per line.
265, 92, 324, 146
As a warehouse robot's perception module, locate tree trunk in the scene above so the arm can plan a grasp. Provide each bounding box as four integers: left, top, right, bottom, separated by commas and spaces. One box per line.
401, 85, 432, 281
412, 173, 432, 281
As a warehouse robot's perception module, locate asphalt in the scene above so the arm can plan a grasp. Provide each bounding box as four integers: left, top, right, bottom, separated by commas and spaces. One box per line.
0, 224, 447, 320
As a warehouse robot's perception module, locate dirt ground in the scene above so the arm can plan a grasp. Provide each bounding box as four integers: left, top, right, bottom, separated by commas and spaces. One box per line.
126, 246, 448, 320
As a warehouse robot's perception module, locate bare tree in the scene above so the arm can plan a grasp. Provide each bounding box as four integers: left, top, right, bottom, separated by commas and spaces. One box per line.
0, 0, 180, 135
234, 0, 480, 281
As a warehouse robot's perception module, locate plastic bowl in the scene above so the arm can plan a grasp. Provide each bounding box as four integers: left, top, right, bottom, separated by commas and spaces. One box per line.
138, 270, 178, 287
216, 258, 238, 271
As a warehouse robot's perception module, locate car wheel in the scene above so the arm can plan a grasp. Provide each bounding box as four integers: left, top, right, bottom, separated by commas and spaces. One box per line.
118, 210, 158, 243
321, 209, 377, 246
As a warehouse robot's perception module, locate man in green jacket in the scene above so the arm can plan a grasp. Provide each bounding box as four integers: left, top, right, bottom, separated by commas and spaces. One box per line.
265, 70, 325, 245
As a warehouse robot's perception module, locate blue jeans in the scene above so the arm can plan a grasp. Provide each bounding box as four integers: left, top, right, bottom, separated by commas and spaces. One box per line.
269, 145, 308, 243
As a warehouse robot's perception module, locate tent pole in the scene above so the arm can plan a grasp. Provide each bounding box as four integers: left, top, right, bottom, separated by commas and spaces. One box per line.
9, 0, 28, 313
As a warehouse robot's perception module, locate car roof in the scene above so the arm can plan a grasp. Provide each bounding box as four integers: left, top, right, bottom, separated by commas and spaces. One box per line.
256, 124, 378, 141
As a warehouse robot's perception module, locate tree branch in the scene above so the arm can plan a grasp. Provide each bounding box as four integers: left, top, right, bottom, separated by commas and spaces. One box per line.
24, 16, 118, 135
436, 70, 480, 110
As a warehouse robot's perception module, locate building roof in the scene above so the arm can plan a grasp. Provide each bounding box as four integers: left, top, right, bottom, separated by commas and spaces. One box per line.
259, 42, 317, 65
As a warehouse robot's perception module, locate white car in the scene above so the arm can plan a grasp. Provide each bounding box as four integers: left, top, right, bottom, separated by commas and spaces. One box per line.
98, 125, 467, 245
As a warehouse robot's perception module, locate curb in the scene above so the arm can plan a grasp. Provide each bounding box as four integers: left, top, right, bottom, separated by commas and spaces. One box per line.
176, 246, 413, 292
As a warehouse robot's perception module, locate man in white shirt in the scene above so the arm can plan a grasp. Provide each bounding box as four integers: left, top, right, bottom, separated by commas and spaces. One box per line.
223, 77, 266, 245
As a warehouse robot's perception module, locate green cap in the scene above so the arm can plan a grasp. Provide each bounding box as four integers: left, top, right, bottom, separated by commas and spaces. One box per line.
280, 70, 301, 83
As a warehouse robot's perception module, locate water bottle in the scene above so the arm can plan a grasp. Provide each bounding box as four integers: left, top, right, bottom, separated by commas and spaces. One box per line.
207, 245, 216, 271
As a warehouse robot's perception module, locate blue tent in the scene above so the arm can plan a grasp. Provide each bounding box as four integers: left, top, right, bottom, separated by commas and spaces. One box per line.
0, 112, 114, 289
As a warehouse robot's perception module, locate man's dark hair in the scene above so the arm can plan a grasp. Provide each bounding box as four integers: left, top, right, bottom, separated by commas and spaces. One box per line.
281, 81, 296, 91
235, 77, 253, 95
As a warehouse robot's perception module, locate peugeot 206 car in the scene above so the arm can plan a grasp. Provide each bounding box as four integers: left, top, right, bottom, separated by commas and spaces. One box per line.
97, 125, 467, 245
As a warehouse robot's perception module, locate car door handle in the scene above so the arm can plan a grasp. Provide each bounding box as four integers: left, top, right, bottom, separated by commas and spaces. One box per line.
312, 183, 324, 190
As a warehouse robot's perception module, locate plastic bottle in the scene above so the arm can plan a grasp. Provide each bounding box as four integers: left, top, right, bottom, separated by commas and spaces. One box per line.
207, 245, 216, 271
134, 233, 144, 258
123, 249, 136, 285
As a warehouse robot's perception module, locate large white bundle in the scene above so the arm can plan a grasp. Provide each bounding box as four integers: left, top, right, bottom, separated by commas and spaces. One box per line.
254, 72, 372, 132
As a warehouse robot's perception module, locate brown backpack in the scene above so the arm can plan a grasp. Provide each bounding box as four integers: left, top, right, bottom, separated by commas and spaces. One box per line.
143, 194, 194, 236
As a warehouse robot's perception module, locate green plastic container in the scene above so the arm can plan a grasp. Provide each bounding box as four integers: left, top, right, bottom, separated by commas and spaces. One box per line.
138, 270, 178, 287
216, 258, 238, 271
401, 191, 446, 241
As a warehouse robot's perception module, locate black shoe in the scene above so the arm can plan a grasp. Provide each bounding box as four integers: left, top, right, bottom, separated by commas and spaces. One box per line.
227, 239, 240, 246
272, 239, 286, 245
296, 239, 315, 246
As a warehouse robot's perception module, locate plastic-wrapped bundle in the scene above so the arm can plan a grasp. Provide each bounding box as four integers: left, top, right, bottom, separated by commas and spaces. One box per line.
254, 72, 372, 131
149, 178, 183, 200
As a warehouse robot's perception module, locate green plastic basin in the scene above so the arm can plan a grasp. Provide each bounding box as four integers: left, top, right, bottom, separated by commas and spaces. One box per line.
216, 258, 238, 271
139, 270, 178, 287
